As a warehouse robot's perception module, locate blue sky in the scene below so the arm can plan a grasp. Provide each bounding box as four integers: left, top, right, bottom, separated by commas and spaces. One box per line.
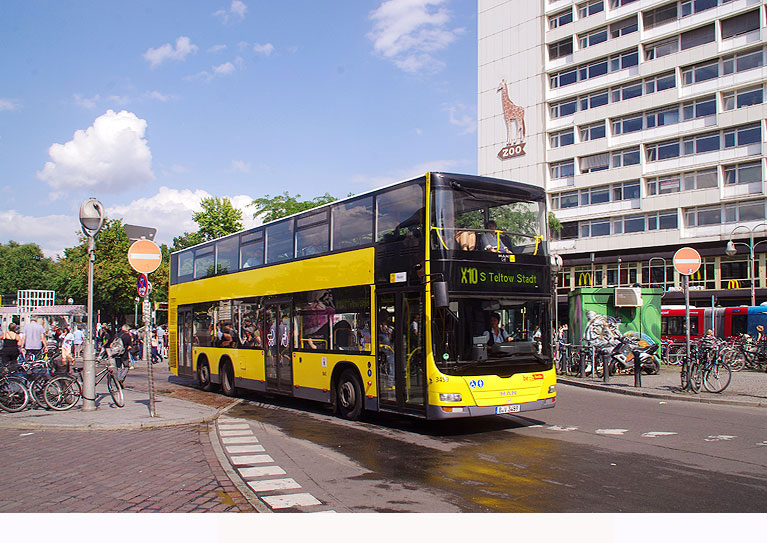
0, 0, 477, 256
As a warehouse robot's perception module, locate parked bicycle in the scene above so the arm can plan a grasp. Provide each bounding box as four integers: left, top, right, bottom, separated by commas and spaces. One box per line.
43, 361, 125, 411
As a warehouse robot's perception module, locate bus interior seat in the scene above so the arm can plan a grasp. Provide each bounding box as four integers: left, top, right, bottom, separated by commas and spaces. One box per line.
455, 230, 476, 251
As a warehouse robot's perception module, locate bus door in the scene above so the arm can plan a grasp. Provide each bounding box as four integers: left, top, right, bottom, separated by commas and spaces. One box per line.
264, 301, 293, 394
177, 306, 194, 377
376, 290, 425, 413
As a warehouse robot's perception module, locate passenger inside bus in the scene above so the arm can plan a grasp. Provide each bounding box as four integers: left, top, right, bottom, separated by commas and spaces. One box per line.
479, 221, 510, 253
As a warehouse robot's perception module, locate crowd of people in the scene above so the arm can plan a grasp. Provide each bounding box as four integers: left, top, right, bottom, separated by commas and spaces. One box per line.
0, 318, 169, 384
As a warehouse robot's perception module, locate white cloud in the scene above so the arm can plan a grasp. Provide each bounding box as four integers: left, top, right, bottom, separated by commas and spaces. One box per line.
0, 210, 80, 258
73, 94, 100, 109
444, 102, 476, 135
144, 36, 198, 68
229, 160, 252, 173
208, 44, 228, 53
142, 90, 173, 102
37, 109, 154, 196
213, 61, 236, 75
214, 0, 247, 23
0, 98, 20, 111
253, 42, 274, 56
367, 0, 463, 74
107, 187, 259, 247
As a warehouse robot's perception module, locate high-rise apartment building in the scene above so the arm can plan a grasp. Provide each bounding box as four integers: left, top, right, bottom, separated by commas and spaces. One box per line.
478, 0, 767, 307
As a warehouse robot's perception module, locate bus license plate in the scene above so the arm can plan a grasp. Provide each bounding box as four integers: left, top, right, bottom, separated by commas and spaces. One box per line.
496, 404, 520, 414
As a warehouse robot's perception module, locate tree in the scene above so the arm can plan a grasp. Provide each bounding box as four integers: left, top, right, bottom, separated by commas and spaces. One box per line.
0, 241, 55, 296
172, 196, 243, 251
251, 192, 338, 223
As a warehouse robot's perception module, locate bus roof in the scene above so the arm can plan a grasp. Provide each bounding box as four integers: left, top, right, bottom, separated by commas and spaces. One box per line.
171, 172, 544, 255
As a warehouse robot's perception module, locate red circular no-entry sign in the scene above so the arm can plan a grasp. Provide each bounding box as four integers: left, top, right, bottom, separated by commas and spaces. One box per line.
673, 247, 701, 276
128, 239, 162, 274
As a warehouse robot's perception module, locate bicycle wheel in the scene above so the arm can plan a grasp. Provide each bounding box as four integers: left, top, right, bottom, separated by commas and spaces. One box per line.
703, 362, 732, 393
0, 378, 30, 412
43, 376, 81, 411
689, 362, 702, 393
107, 373, 125, 407
724, 350, 744, 372
29, 377, 49, 409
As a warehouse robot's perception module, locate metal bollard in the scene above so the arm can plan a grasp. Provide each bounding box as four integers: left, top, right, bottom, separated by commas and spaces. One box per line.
602, 349, 610, 383
591, 346, 596, 378
579, 346, 586, 378
634, 353, 642, 387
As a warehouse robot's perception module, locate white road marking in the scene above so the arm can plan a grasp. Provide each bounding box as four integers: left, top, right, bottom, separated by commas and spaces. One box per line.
19, 432, 34, 436
547, 425, 578, 432
247, 478, 302, 492
704, 435, 737, 442
641, 431, 678, 438
230, 454, 274, 465
239, 466, 287, 478
222, 436, 260, 444
596, 429, 628, 435
218, 423, 250, 430
220, 429, 254, 437
226, 444, 265, 454
758, 441, 767, 446
261, 493, 321, 509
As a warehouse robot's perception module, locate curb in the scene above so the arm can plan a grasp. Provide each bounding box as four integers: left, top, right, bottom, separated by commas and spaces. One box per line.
558, 377, 767, 408
206, 405, 273, 514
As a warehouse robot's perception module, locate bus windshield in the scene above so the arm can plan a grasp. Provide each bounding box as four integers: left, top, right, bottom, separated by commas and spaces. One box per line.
432, 182, 547, 255
432, 296, 551, 376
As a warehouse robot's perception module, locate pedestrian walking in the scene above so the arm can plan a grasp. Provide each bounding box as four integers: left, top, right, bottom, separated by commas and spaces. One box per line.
21, 317, 46, 359
72, 326, 85, 359
150, 330, 161, 365
0, 323, 22, 367
110, 324, 133, 385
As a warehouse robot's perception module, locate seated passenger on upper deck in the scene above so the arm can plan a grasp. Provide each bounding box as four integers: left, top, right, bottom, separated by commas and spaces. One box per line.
479, 220, 510, 253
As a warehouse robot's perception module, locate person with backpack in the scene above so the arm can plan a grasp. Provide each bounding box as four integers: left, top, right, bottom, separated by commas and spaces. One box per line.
110, 324, 133, 385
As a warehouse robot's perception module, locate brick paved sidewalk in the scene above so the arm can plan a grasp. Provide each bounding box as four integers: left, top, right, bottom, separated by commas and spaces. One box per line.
0, 423, 256, 513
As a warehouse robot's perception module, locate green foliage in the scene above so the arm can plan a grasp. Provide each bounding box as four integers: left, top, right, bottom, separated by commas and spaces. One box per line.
251, 192, 338, 223
548, 212, 562, 234
0, 241, 55, 295
193, 196, 243, 241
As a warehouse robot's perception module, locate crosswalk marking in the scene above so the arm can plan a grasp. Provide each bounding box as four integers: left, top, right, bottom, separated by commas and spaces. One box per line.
222, 436, 259, 444
247, 478, 302, 492
239, 465, 287, 478
218, 423, 250, 430
261, 493, 321, 509
220, 429, 254, 437
596, 429, 628, 435
226, 444, 265, 454
231, 454, 274, 465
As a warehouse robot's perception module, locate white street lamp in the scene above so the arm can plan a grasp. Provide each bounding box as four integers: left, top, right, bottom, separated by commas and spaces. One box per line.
78, 198, 105, 412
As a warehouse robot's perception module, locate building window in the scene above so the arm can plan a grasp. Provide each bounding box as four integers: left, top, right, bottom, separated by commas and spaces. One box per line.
647, 168, 717, 195
645, 37, 678, 60
683, 130, 720, 155
550, 128, 575, 148
578, 0, 604, 19
680, 23, 715, 50
724, 161, 762, 185
680, 0, 720, 18
722, 85, 763, 111
721, 10, 760, 40
688, 201, 767, 226
723, 123, 761, 149
681, 60, 718, 85
623, 214, 646, 233
579, 27, 608, 49
610, 0, 639, 8
549, 37, 574, 60
722, 48, 763, 75
550, 49, 637, 89
549, 8, 573, 29
643, 2, 678, 30
614, 180, 641, 200
647, 175, 680, 195
550, 98, 578, 119
579, 121, 606, 142
646, 139, 681, 162
682, 95, 716, 120
684, 168, 718, 190
611, 80, 643, 102
611, 147, 640, 168
610, 16, 638, 39
551, 159, 575, 179
646, 106, 680, 128
580, 152, 610, 173
580, 90, 609, 111
613, 114, 643, 135
559, 222, 579, 240
645, 71, 675, 94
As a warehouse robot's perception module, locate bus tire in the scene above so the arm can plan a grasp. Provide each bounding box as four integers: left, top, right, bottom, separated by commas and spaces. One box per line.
198, 358, 214, 392
336, 369, 363, 421
221, 361, 236, 397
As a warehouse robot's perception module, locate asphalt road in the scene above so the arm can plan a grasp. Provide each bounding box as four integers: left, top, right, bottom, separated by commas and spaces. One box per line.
225, 384, 767, 513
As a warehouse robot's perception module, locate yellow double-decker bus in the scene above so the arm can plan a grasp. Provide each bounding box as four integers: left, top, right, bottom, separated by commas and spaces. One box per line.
168, 172, 556, 420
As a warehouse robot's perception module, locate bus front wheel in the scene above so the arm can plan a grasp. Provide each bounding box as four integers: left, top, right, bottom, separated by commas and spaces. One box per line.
336, 369, 363, 421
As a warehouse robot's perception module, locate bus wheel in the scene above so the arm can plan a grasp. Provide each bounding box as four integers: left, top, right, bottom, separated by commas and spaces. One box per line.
221, 362, 236, 397
336, 369, 363, 421
198, 360, 213, 392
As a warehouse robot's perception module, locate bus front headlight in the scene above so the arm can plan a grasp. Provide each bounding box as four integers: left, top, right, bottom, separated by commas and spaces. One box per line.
439, 393, 462, 402
548, 385, 556, 394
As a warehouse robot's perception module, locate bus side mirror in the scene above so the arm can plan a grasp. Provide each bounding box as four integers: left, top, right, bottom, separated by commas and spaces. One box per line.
432, 281, 449, 308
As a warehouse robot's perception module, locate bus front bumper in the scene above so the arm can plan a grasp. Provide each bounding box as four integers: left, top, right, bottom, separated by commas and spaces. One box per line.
426, 397, 556, 420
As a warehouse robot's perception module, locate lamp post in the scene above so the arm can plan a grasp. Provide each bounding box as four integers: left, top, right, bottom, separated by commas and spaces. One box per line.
79, 198, 105, 412
725, 223, 767, 306
551, 254, 563, 363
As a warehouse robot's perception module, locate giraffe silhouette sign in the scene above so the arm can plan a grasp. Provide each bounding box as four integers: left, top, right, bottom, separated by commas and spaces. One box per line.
497, 79, 526, 160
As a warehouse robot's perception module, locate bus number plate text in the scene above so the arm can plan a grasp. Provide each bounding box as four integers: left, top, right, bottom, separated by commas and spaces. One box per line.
496, 404, 520, 414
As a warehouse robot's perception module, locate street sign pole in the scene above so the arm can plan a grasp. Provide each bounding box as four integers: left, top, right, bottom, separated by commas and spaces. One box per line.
674, 247, 702, 373
143, 294, 156, 417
